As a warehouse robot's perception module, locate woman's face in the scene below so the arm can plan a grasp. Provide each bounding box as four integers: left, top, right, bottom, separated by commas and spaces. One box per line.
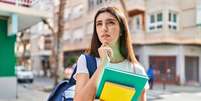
96, 12, 120, 45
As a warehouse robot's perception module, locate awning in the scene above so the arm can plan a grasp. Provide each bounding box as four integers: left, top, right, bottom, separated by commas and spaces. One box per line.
0, 2, 50, 32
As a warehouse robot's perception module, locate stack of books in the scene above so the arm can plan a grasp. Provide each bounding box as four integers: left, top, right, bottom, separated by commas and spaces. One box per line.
100, 82, 135, 101
96, 67, 148, 101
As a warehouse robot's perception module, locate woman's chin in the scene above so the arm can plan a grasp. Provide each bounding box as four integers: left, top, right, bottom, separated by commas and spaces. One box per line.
101, 41, 111, 45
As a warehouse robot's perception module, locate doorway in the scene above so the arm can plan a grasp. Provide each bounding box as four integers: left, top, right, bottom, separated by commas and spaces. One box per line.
185, 56, 199, 84
149, 56, 177, 84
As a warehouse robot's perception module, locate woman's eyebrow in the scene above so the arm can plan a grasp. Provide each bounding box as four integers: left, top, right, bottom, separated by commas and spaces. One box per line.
106, 18, 118, 23
106, 18, 117, 22
96, 18, 117, 23
96, 20, 102, 23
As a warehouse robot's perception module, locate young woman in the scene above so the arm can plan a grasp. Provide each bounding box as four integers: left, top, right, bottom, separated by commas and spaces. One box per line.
74, 7, 149, 101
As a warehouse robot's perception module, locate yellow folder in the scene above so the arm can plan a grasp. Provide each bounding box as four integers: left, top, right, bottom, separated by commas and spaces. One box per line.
100, 82, 136, 101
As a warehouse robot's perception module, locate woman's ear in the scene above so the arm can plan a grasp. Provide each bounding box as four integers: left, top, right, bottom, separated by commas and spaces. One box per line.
119, 33, 122, 36
120, 28, 124, 36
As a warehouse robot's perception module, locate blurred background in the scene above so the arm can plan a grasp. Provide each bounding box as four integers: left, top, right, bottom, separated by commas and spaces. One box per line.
0, 0, 201, 101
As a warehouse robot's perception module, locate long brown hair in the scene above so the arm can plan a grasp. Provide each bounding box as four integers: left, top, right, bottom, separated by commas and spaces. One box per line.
87, 7, 138, 64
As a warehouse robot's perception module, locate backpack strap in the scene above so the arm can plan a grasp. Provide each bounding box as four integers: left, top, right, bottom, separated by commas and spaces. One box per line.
69, 54, 97, 84
47, 80, 70, 101
68, 66, 77, 84
85, 54, 97, 78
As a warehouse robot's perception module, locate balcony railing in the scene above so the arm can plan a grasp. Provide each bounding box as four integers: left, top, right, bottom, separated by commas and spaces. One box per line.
0, 0, 39, 7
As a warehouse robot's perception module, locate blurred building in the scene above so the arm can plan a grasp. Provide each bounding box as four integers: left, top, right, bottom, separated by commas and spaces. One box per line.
20, 0, 66, 78
28, 0, 55, 77
61, 0, 201, 85
0, 0, 49, 99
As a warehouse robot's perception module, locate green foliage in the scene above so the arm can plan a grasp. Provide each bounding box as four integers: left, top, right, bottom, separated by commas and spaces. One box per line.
66, 55, 77, 68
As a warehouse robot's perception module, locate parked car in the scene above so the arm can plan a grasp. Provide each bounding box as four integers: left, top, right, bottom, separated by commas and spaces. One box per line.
16, 66, 34, 83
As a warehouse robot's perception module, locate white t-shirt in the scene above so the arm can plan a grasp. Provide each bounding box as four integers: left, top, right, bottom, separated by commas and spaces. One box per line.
74, 54, 149, 89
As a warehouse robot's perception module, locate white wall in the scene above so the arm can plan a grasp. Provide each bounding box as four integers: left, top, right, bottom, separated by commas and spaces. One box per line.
31, 56, 43, 76
0, 77, 16, 99
177, 45, 185, 84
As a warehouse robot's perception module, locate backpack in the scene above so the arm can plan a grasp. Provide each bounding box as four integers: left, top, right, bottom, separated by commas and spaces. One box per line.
47, 54, 97, 101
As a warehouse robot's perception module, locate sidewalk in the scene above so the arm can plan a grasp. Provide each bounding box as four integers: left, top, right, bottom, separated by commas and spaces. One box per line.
0, 85, 49, 101
0, 76, 53, 101
147, 84, 201, 100
151, 83, 201, 92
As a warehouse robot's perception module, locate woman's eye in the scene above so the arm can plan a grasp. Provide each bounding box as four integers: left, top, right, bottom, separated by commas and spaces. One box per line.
96, 22, 102, 26
107, 21, 115, 25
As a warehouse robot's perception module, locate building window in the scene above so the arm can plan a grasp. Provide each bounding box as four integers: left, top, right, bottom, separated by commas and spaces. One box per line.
71, 4, 84, 20
44, 35, 52, 50
136, 16, 141, 30
88, 0, 113, 10
196, 4, 201, 25
97, 0, 103, 5
131, 15, 142, 32
63, 30, 71, 41
86, 22, 93, 35
168, 12, 171, 22
150, 15, 155, 23
168, 11, 178, 30
157, 13, 163, 22
148, 12, 163, 32
64, 7, 72, 21
88, 0, 94, 10
72, 28, 84, 42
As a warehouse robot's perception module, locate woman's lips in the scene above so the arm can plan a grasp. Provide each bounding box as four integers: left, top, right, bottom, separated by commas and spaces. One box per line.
101, 34, 110, 38
101, 34, 111, 43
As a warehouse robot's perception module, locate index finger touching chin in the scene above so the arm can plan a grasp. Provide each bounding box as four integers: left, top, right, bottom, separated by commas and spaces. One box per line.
102, 42, 109, 47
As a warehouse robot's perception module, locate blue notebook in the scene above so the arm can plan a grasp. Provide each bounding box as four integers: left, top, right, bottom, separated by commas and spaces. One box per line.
96, 67, 149, 101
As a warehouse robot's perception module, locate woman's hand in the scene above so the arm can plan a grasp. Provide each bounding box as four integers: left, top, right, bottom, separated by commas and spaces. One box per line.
98, 43, 113, 65
75, 45, 113, 101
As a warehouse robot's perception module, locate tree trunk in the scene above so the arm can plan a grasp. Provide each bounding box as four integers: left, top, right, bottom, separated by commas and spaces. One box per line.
42, 0, 66, 86
42, 19, 56, 78
119, 0, 129, 19
19, 32, 26, 66
54, 0, 66, 86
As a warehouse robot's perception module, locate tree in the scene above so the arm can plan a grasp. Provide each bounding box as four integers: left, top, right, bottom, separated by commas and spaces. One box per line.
66, 55, 77, 68
119, 0, 129, 19
42, 0, 66, 86
16, 31, 30, 67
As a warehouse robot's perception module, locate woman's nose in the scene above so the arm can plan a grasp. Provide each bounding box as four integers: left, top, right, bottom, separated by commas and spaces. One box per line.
102, 23, 108, 32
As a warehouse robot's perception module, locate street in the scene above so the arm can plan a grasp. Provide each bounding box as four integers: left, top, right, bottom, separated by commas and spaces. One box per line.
0, 77, 53, 101
153, 92, 201, 101
0, 77, 201, 101
147, 84, 201, 101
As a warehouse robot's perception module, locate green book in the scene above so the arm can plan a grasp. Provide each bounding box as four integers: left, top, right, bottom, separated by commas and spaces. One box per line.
96, 67, 149, 101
